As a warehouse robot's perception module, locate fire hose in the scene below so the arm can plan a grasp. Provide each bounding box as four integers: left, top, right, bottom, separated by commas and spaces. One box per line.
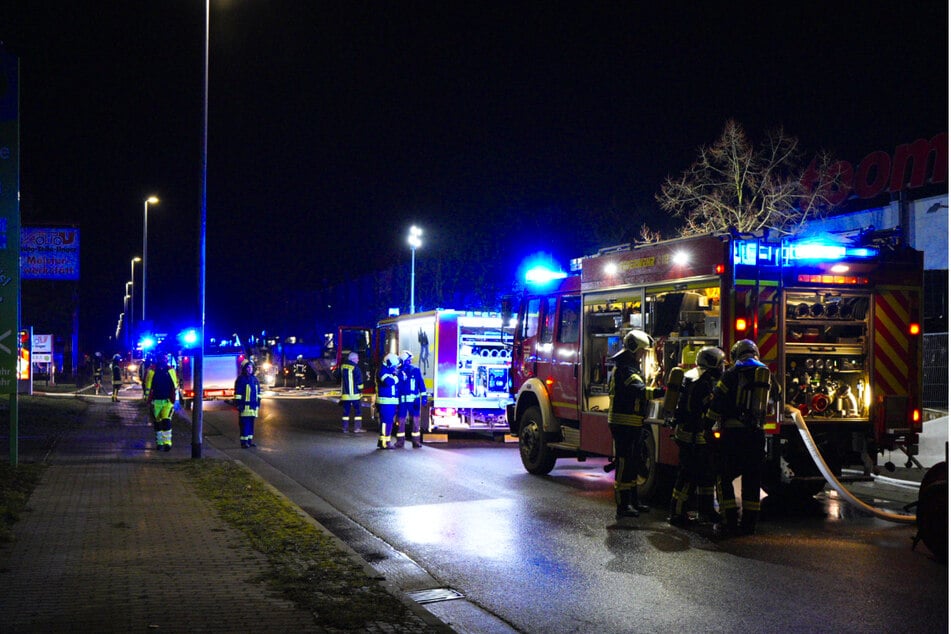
788, 407, 916, 524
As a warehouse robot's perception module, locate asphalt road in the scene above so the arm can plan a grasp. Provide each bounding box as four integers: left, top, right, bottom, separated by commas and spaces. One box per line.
199, 392, 948, 634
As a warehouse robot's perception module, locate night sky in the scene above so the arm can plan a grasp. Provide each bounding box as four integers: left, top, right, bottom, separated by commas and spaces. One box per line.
3, 1, 948, 349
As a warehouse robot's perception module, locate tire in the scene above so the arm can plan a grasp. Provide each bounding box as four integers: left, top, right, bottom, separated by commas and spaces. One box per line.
518, 406, 557, 475
916, 462, 948, 561
636, 429, 665, 501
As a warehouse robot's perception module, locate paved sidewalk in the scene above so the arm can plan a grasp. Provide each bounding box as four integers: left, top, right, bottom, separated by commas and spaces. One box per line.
0, 398, 445, 632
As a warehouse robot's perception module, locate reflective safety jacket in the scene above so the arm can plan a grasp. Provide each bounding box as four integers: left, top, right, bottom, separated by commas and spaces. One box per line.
234, 372, 262, 417
608, 349, 649, 427
377, 365, 400, 406
145, 367, 179, 402
340, 361, 364, 402
398, 361, 426, 405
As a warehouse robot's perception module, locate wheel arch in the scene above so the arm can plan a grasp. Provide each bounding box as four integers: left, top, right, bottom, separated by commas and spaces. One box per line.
514, 379, 558, 434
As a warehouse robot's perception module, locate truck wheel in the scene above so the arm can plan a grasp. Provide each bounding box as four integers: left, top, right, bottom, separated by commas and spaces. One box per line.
518, 406, 557, 475
916, 462, 948, 561
636, 429, 662, 501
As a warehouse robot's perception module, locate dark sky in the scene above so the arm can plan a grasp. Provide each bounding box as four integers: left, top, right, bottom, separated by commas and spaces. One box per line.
3, 1, 948, 349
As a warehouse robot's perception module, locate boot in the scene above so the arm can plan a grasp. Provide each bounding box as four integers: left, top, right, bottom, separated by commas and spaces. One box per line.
631, 488, 650, 513
715, 509, 739, 537
615, 490, 640, 519
395, 438, 405, 448
739, 510, 758, 535
667, 499, 688, 527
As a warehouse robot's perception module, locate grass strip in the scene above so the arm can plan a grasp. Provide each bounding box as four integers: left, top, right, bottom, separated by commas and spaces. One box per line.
178, 459, 425, 630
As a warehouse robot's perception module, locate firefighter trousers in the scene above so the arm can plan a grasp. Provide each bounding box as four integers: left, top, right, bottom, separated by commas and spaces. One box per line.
715, 427, 764, 529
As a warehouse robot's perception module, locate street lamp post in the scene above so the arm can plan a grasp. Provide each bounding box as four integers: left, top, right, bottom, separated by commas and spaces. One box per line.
407, 225, 422, 315
142, 197, 158, 321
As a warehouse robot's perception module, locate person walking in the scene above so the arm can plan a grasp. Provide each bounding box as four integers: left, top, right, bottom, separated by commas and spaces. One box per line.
111, 353, 123, 402
234, 358, 262, 448
376, 354, 400, 450
339, 352, 365, 433
395, 350, 426, 448
144, 353, 179, 452
92, 351, 105, 394
608, 330, 654, 519
667, 346, 725, 527
704, 339, 773, 536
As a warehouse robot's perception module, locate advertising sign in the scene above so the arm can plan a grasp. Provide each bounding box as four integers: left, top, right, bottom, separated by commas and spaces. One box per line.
32, 333, 52, 353
21, 226, 80, 280
0, 50, 20, 395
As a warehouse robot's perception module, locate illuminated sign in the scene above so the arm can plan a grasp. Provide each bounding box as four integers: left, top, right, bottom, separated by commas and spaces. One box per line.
21, 226, 80, 280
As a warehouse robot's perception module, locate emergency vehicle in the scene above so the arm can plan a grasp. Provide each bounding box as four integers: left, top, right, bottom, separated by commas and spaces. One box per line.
180, 352, 244, 408
506, 229, 923, 501
376, 310, 514, 433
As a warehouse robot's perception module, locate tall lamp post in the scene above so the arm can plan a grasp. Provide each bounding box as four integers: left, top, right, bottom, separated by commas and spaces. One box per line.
407, 225, 422, 314
129, 256, 140, 340
142, 197, 158, 321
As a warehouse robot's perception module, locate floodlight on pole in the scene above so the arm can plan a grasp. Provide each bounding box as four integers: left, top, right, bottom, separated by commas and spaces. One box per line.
142, 197, 158, 321
130, 257, 141, 342
407, 225, 422, 315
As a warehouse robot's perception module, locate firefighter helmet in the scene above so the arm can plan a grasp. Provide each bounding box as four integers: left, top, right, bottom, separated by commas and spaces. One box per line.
384, 353, 400, 368
399, 350, 412, 363
241, 359, 254, 372
620, 329, 652, 354
731, 339, 759, 361
696, 346, 725, 370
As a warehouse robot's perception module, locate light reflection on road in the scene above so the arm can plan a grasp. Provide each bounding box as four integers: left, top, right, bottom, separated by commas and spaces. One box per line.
389, 497, 515, 560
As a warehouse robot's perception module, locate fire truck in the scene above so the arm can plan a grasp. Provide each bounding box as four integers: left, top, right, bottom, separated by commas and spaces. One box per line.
376, 310, 514, 433
506, 229, 924, 501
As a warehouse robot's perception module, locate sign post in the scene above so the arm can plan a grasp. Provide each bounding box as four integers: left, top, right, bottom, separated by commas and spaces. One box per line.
0, 49, 21, 464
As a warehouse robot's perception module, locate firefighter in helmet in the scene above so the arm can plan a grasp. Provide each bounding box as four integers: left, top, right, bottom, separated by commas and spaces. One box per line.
92, 351, 105, 394
293, 354, 308, 390
704, 339, 773, 535
234, 358, 262, 448
668, 345, 725, 527
376, 353, 401, 450
111, 353, 123, 402
396, 350, 426, 448
339, 352, 365, 433
145, 353, 179, 452
608, 329, 654, 519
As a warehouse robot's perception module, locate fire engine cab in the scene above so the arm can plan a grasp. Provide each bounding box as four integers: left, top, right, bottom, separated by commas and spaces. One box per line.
506, 229, 923, 501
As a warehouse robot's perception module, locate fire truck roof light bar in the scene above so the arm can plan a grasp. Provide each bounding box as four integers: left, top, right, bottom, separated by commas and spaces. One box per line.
787, 243, 879, 261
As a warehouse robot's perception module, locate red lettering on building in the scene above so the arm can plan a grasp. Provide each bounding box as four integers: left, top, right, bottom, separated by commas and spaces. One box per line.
802, 132, 948, 202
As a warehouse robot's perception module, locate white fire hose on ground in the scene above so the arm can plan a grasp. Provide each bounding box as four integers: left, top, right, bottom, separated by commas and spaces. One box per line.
787, 407, 916, 524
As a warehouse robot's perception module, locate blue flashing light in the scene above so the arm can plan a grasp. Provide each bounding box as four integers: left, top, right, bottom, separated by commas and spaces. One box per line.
788, 243, 878, 262
525, 266, 568, 284
181, 328, 199, 347
139, 335, 156, 351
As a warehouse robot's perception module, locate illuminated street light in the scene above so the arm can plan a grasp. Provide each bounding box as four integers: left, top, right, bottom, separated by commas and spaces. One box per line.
407, 225, 422, 314
130, 257, 141, 346
142, 197, 158, 321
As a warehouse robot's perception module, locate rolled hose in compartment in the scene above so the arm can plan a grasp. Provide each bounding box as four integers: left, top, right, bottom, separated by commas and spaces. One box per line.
787, 406, 916, 524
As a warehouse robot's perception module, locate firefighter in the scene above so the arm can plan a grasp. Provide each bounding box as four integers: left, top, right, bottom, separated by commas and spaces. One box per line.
145, 353, 178, 452
608, 329, 654, 519
234, 359, 262, 448
293, 354, 308, 389
339, 352, 365, 433
667, 346, 725, 527
111, 354, 123, 402
92, 352, 105, 394
377, 353, 401, 450
396, 350, 426, 448
704, 339, 773, 536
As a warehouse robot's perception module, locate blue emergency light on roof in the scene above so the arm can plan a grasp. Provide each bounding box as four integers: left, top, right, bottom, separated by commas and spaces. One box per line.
788, 243, 879, 261
139, 335, 156, 351
525, 266, 568, 284
181, 329, 199, 347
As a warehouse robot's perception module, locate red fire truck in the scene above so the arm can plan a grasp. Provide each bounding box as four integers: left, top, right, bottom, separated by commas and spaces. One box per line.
506, 229, 924, 501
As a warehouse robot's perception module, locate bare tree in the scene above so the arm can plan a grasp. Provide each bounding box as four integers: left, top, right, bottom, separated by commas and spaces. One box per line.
657, 120, 843, 236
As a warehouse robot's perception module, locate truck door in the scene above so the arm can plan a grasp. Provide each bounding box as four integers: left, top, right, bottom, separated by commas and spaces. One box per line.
550, 295, 581, 421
